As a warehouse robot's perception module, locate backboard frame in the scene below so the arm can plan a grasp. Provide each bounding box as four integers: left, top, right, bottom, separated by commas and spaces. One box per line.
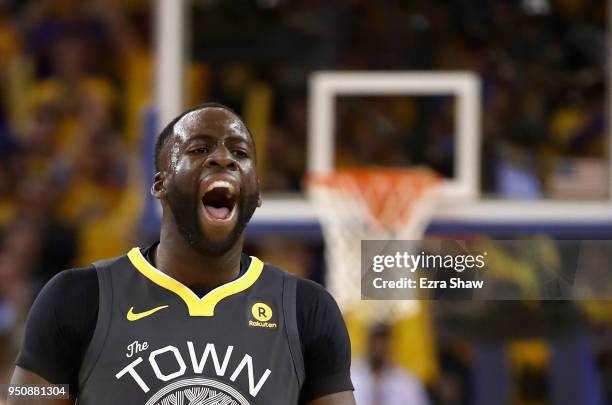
307, 71, 481, 199
250, 71, 612, 236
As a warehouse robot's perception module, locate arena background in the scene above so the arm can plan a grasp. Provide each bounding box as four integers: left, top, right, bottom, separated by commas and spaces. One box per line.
1, 0, 612, 404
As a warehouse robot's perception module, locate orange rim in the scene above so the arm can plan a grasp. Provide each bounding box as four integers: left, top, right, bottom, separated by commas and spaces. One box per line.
306, 168, 441, 228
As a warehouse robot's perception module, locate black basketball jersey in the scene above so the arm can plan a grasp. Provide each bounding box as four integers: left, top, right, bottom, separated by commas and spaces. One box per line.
76, 247, 305, 405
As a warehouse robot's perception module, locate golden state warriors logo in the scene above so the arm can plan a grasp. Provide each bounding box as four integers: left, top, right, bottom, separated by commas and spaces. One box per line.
115, 342, 271, 403
249, 302, 277, 328
145, 378, 251, 405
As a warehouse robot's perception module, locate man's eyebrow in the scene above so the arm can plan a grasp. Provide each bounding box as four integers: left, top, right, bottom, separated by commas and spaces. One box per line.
224, 134, 252, 144
184, 133, 250, 142
185, 133, 215, 142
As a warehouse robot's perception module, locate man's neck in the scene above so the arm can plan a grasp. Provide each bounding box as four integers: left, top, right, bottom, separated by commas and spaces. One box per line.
154, 226, 244, 293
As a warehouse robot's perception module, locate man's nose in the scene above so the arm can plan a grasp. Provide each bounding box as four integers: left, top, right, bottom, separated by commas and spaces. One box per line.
205, 147, 237, 170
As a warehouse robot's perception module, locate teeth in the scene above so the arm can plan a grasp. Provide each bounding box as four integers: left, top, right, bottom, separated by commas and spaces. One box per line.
205, 180, 235, 194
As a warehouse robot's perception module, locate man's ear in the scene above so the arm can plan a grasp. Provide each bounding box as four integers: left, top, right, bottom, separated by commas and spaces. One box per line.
151, 172, 166, 199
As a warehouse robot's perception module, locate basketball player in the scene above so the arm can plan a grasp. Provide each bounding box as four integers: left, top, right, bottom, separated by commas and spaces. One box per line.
9, 103, 355, 404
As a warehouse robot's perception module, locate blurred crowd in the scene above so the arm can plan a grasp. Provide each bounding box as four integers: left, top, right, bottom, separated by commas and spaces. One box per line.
0, 0, 610, 403
0, 0, 154, 378
186, 0, 606, 196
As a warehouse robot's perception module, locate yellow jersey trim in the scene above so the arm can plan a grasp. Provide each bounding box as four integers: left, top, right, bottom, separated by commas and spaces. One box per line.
127, 247, 264, 316
127, 305, 169, 321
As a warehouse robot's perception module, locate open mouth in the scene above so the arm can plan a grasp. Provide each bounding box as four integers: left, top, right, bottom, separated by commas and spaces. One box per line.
201, 181, 238, 222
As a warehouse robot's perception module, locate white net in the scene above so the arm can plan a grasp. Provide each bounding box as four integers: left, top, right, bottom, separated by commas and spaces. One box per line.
308, 169, 442, 323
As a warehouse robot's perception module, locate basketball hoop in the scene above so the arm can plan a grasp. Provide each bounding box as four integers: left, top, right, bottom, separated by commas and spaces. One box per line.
306, 168, 442, 323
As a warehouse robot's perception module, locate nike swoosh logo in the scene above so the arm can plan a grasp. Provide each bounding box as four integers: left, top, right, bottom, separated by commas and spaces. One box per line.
127, 305, 169, 321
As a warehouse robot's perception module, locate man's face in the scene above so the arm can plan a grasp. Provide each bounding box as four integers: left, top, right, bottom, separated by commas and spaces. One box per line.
158, 107, 260, 256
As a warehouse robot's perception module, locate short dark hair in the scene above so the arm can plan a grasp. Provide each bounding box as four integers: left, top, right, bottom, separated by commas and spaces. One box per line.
154, 102, 242, 172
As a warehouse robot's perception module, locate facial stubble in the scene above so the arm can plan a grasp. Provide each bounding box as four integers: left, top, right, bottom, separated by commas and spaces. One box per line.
166, 181, 259, 256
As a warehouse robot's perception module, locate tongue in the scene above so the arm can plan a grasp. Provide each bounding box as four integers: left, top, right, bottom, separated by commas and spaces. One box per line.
205, 205, 230, 220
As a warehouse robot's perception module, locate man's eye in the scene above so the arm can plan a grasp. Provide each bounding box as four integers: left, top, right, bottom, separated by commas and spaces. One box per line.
191, 147, 209, 154
232, 150, 248, 158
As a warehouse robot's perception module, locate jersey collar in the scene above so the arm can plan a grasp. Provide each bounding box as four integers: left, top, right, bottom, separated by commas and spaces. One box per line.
127, 247, 264, 316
